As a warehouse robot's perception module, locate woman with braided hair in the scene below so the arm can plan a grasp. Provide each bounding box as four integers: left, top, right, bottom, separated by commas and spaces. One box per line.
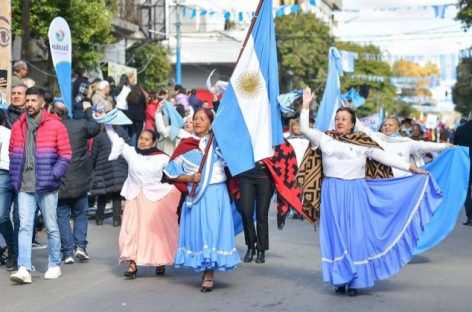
299, 87, 442, 296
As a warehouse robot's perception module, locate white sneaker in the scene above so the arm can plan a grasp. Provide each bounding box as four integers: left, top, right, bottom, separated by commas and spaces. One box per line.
10, 266, 32, 284
63, 256, 75, 264
44, 266, 62, 279
75, 247, 90, 262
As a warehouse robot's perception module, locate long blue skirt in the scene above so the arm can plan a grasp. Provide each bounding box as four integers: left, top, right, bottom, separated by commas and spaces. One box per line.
320, 174, 443, 289
175, 183, 241, 272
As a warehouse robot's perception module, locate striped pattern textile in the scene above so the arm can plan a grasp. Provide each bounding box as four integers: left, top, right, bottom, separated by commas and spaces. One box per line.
296, 131, 393, 224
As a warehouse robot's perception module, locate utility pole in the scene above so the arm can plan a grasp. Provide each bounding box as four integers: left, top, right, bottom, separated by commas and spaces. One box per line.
174, 0, 183, 85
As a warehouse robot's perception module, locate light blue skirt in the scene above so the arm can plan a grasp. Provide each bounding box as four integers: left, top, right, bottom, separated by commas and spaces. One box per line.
175, 183, 241, 271
415, 147, 470, 254
319, 174, 443, 289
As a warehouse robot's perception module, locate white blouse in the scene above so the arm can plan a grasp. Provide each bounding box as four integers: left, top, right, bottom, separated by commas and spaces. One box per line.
286, 135, 310, 166
105, 125, 174, 201
300, 109, 410, 180
355, 122, 447, 177
0, 126, 11, 171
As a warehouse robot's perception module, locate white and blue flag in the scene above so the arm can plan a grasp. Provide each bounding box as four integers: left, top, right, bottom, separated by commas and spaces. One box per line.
48, 17, 72, 117
315, 47, 343, 132
212, 0, 283, 176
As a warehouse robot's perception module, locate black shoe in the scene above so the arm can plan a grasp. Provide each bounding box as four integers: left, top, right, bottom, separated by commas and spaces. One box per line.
113, 219, 121, 227
255, 250, 265, 263
335, 285, 346, 293
155, 265, 165, 275
6, 247, 17, 272
200, 271, 214, 293
243, 248, 256, 263
95, 219, 103, 226
200, 280, 214, 293
463, 219, 472, 226
124, 261, 137, 279
347, 287, 358, 297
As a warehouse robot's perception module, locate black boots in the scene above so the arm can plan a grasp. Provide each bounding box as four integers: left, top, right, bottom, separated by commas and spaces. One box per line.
335, 285, 357, 297
6, 248, 17, 272
243, 247, 256, 262
255, 250, 265, 263
244, 247, 265, 263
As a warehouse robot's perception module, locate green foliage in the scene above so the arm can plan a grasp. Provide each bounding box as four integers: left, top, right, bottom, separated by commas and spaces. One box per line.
456, 0, 472, 30
11, 0, 60, 38
11, 0, 118, 67
67, 0, 117, 67
126, 42, 171, 92
452, 57, 472, 115
275, 13, 334, 93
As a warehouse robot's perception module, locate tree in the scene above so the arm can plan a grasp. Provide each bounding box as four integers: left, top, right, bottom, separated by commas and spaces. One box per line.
392, 59, 439, 98
454, 1, 472, 115
11, 0, 118, 67
67, 0, 118, 67
452, 57, 472, 115
335, 42, 412, 117
456, 0, 472, 30
126, 42, 171, 92
275, 13, 334, 93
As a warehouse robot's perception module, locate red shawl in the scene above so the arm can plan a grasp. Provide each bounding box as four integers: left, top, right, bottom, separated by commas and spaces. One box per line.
263, 141, 304, 229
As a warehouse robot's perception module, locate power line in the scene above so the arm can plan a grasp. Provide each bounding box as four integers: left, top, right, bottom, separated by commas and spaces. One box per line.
344, 32, 471, 42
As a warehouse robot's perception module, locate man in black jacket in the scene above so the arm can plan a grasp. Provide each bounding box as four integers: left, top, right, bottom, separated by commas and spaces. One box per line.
0, 83, 27, 271
49, 99, 100, 263
72, 68, 90, 120
454, 111, 472, 226
7, 84, 28, 124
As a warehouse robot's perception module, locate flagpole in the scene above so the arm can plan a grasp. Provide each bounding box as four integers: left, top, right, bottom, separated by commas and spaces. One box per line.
235, 0, 265, 65
188, 0, 266, 198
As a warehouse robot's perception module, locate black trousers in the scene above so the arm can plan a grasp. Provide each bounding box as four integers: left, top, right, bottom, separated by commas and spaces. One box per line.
96, 192, 122, 221
465, 182, 472, 220
237, 165, 274, 251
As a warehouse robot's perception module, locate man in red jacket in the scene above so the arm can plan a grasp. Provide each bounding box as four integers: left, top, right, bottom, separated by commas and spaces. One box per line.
9, 87, 71, 284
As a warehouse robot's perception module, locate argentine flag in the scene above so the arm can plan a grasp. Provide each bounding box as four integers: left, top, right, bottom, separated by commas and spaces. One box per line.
212, 0, 284, 176
315, 47, 344, 132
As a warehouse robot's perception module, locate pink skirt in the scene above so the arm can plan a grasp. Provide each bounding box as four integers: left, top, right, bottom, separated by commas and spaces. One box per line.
119, 187, 180, 266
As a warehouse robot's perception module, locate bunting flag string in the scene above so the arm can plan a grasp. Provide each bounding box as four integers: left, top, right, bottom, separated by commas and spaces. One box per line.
177, 2, 455, 23
349, 74, 440, 88
179, 1, 318, 23
338, 3, 456, 19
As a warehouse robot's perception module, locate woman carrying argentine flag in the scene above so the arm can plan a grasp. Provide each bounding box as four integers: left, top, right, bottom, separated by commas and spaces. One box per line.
164, 108, 240, 293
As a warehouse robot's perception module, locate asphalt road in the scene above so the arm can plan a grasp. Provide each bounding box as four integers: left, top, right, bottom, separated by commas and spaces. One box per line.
1, 210, 472, 312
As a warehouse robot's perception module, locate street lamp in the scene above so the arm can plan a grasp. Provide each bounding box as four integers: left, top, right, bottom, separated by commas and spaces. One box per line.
173, 0, 185, 85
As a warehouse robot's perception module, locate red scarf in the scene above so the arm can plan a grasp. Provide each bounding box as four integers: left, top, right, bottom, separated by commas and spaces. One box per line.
169, 137, 200, 193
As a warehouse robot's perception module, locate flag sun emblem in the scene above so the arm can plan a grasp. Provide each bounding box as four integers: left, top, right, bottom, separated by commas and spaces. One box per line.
234, 71, 263, 99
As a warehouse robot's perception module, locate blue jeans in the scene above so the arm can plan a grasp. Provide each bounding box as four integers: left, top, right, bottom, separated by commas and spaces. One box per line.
17, 191, 61, 270
57, 194, 89, 257
0, 170, 19, 257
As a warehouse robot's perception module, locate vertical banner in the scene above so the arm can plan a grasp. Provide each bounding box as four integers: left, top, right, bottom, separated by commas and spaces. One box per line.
48, 17, 72, 116
0, 0, 12, 103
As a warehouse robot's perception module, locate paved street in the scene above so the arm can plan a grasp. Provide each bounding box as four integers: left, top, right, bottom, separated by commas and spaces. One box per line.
1, 210, 472, 312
